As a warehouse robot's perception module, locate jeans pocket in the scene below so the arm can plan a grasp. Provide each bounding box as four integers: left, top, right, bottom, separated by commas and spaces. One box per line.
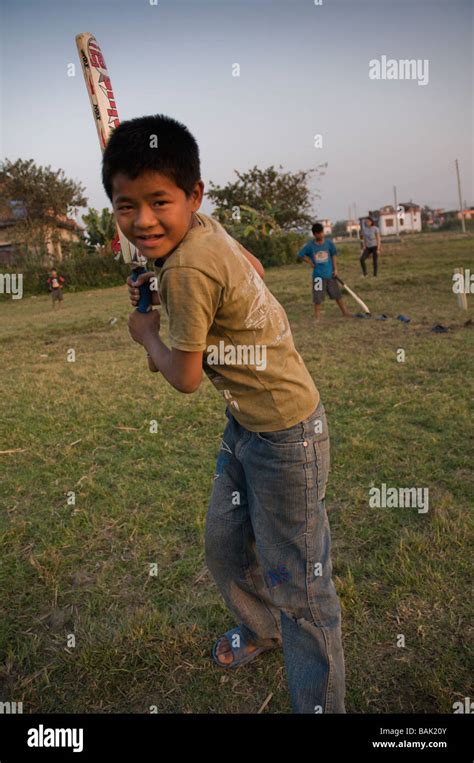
255, 421, 305, 447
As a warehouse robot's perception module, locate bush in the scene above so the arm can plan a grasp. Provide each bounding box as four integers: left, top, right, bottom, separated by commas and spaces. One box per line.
437, 219, 474, 233
0, 243, 130, 298
235, 231, 308, 268
0, 229, 312, 301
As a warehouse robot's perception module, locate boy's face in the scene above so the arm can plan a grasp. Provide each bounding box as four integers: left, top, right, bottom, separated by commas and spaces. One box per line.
314, 231, 324, 243
112, 170, 204, 260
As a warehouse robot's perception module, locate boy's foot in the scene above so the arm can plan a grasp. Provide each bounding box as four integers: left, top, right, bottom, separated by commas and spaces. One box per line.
214, 634, 259, 666
212, 626, 272, 669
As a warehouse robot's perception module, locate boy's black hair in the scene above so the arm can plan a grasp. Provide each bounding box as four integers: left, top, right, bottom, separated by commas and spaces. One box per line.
102, 114, 201, 202
312, 222, 324, 235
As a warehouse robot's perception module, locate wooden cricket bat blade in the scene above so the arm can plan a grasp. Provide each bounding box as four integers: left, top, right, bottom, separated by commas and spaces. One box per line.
336, 276, 371, 315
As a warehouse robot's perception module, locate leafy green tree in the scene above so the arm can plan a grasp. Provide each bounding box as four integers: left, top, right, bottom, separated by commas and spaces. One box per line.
82, 207, 117, 254
217, 202, 280, 240
206, 164, 327, 235
332, 220, 348, 237
0, 158, 87, 259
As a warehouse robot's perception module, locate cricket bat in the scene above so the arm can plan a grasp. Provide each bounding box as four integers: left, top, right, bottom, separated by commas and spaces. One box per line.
75, 32, 152, 313
454, 268, 468, 310
335, 276, 371, 315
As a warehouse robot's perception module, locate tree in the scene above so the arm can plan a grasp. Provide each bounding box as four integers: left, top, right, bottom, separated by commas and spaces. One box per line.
332, 220, 348, 237
0, 158, 87, 259
82, 207, 117, 254
206, 164, 327, 235
223, 202, 280, 240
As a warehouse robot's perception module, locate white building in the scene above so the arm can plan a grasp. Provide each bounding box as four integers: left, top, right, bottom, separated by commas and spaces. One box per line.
317, 218, 332, 235
346, 219, 361, 236
375, 203, 422, 235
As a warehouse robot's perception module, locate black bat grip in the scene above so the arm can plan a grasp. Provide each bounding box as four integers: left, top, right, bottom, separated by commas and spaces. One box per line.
131, 267, 153, 313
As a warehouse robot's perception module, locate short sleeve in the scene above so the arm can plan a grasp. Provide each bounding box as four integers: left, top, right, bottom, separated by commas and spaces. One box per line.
297, 242, 311, 259
159, 267, 223, 351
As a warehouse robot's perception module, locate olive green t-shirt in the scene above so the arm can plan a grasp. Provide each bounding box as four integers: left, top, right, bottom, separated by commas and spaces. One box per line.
155, 212, 319, 431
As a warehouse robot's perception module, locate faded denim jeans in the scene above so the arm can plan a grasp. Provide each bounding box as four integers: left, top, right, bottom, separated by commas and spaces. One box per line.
204, 399, 346, 713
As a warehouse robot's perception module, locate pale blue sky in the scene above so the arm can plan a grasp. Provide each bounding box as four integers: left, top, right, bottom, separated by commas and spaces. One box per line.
1, 0, 472, 227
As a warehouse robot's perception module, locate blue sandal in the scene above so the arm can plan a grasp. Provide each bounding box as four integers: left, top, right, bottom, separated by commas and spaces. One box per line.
211, 626, 270, 669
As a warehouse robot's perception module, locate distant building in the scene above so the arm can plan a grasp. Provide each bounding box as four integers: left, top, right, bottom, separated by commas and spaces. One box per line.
444, 207, 474, 221
368, 202, 422, 235
317, 218, 333, 235
0, 199, 84, 265
346, 219, 360, 236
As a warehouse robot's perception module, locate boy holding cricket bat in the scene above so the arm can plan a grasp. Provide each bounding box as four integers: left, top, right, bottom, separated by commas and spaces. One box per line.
297, 224, 351, 322
102, 114, 345, 714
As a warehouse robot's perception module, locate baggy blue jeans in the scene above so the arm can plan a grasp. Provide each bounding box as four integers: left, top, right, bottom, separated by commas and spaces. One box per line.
204, 399, 346, 713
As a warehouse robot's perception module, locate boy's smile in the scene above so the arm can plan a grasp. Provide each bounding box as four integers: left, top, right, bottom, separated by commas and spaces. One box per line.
112, 170, 204, 260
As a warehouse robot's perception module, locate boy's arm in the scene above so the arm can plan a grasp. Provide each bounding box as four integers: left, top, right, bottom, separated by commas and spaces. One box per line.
297, 243, 313, 266
127, 276, 203, 389
144, 333, 203, 393
141, 267, 222, 393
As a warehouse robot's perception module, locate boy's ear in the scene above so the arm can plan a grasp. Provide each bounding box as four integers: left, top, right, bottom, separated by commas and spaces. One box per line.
189, 180, 205, 211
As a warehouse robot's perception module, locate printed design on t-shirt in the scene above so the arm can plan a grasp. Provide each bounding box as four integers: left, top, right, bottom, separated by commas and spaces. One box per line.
244, 271, 268, 329
247, 274, 289, 347
314, 250, 329, 262
227, 236, 290, 345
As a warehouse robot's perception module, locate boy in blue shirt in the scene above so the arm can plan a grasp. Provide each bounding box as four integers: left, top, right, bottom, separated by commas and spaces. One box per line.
298, 223, 351, 322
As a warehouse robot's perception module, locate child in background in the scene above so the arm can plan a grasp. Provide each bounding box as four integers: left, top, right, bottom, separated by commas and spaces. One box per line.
297, 223, 351, 322
359, 216, 381, 276
47, 270, 65, 309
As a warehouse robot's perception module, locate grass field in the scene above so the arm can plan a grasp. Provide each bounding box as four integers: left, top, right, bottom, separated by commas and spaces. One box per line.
0, 234, 473, 713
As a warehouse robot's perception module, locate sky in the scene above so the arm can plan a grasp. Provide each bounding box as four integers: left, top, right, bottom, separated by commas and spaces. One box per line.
0, 0, 472, 228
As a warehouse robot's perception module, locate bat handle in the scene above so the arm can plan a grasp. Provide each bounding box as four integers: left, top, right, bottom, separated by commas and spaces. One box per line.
131, 267, 153, 313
